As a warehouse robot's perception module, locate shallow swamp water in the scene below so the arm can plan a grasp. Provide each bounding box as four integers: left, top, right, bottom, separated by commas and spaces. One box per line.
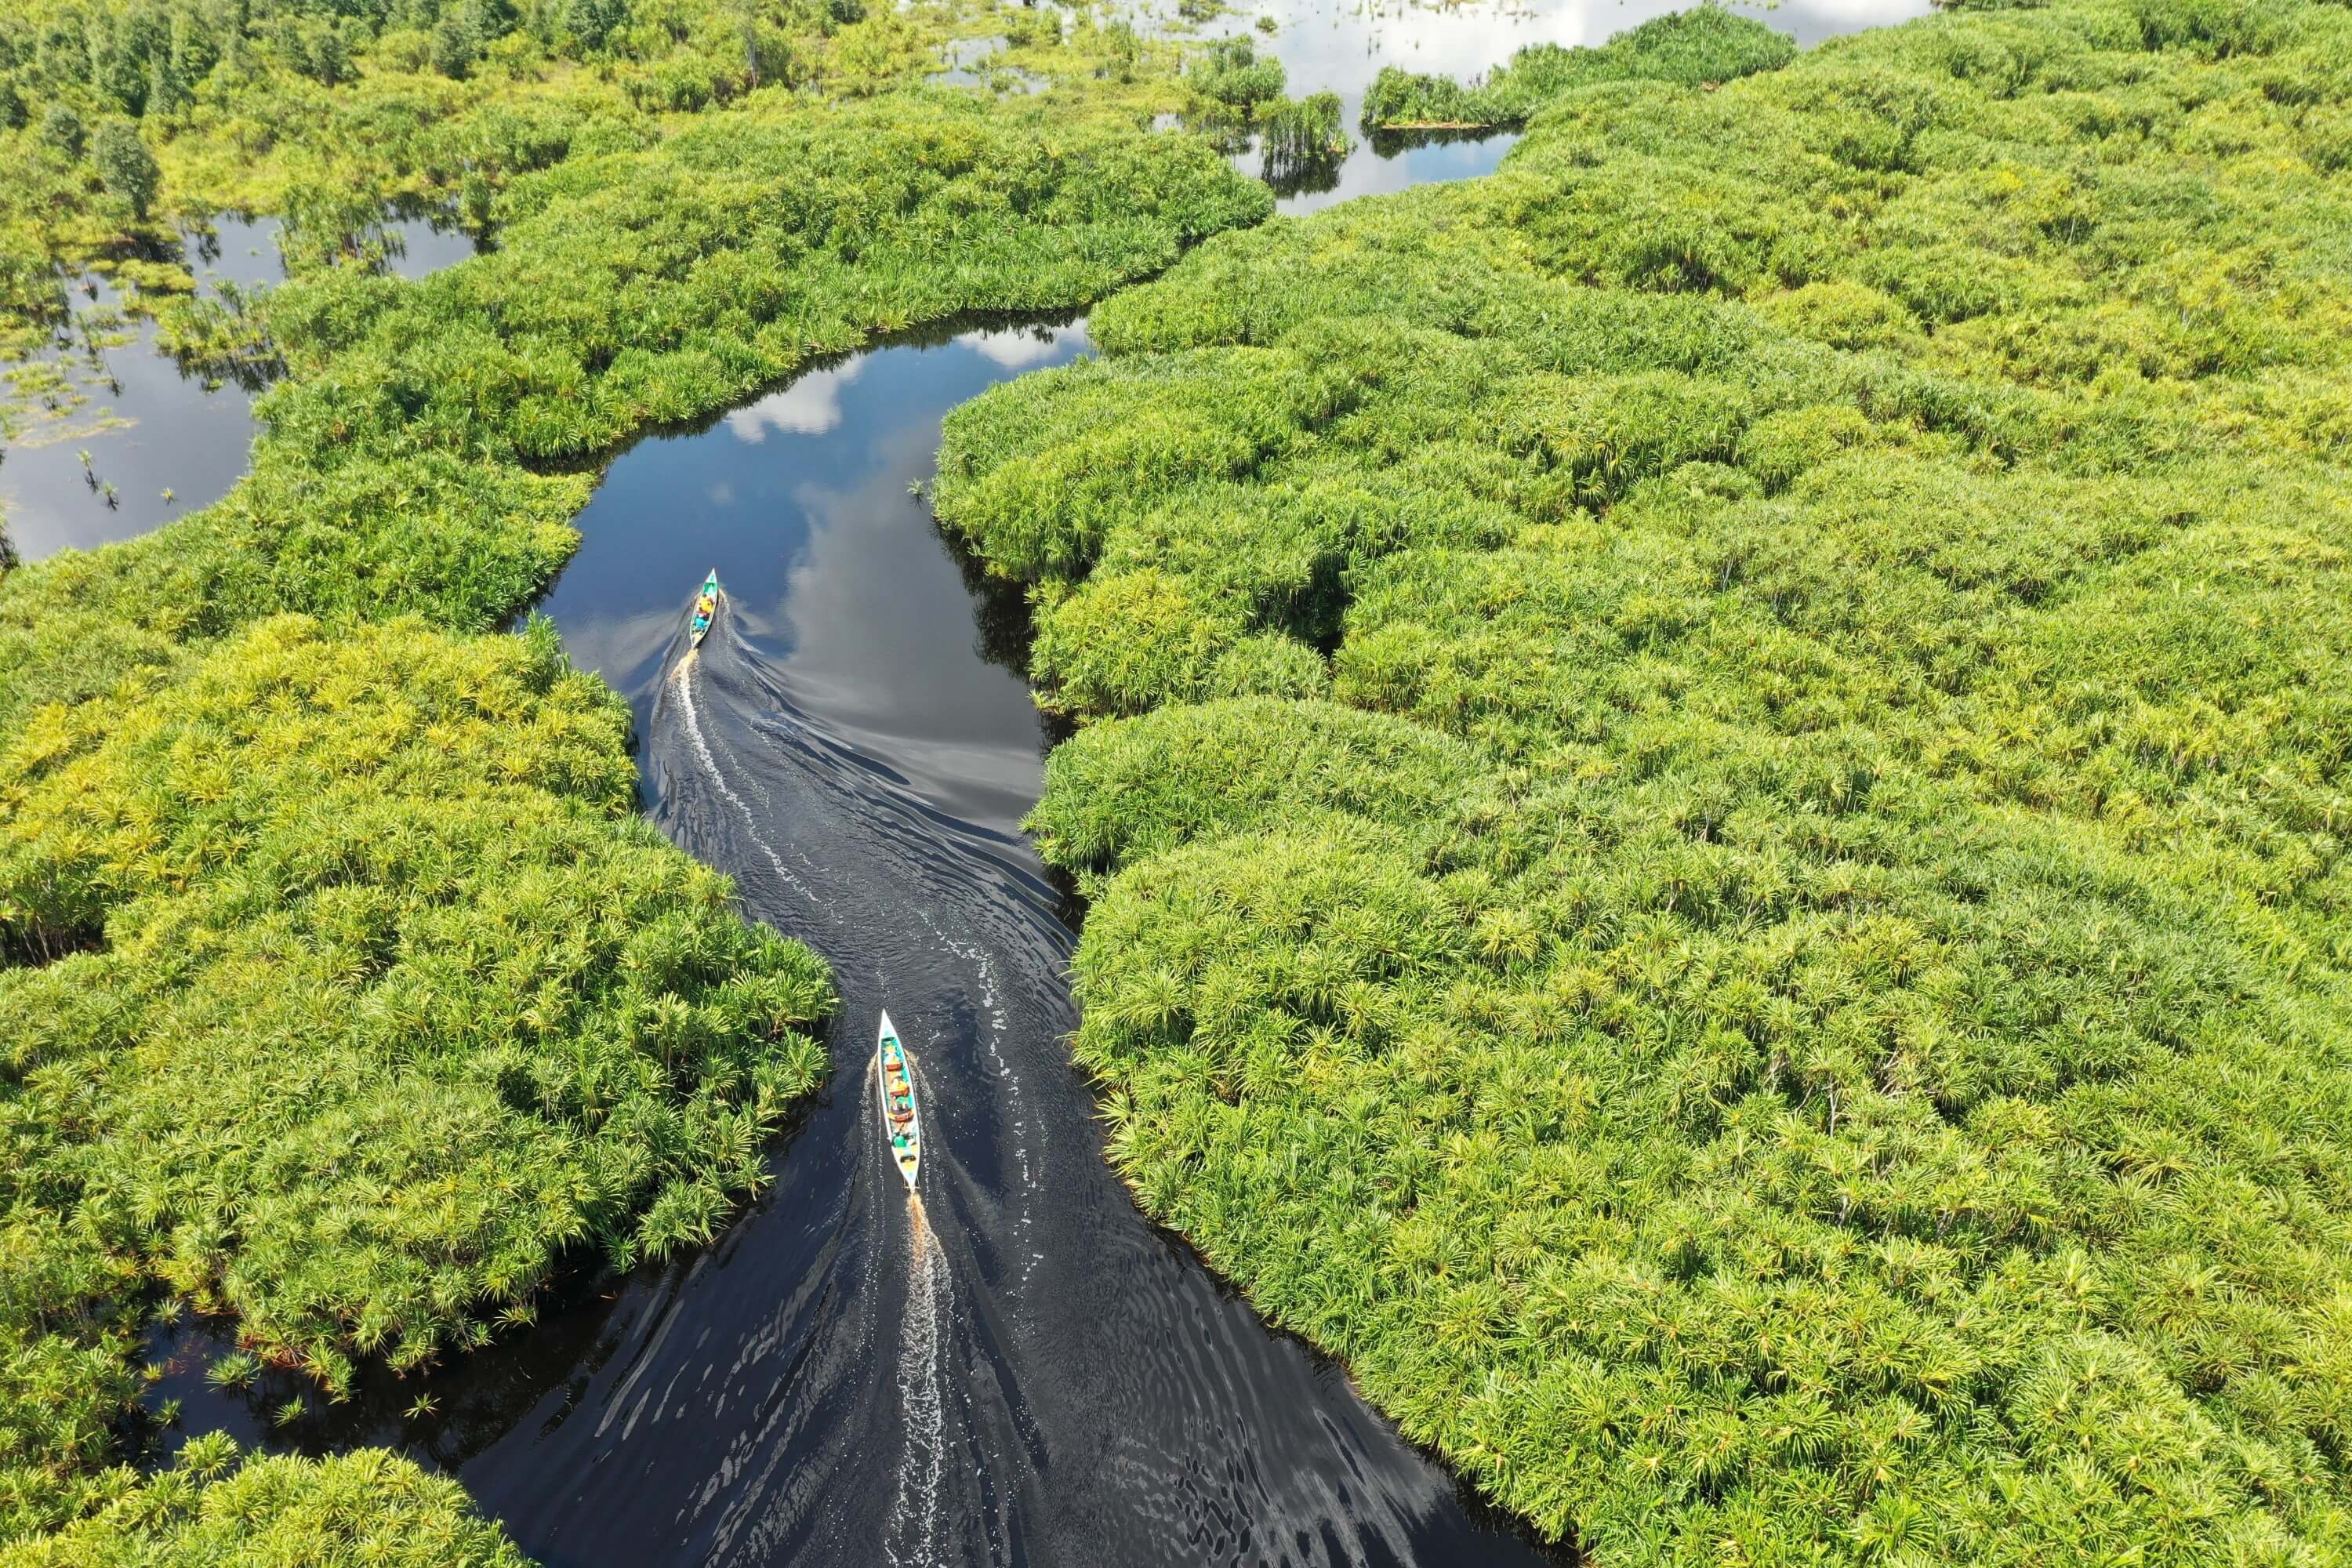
0, 209, 477, 561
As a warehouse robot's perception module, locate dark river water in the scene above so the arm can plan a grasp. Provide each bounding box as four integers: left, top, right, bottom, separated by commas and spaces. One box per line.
505, 321, 1563, 1566
136, 3, 1935, 1562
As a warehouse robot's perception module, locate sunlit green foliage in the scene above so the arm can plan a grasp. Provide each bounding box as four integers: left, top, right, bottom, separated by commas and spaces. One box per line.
0, 0, 1195, 419
937, 0, 2352, 1559
0, 1207, 143, 1534
1361, 5, 1795, 131
3, 615, 834, 1388
0, 13, 1265, 1559
2, 1432, 532, 1566
0, 0, 937, 249
0, 615, 829, 1544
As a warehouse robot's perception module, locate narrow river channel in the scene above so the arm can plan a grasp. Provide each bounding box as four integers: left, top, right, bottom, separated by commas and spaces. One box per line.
139, 2, 1934, 1560
154, 316, 1568, 1565
497, 315, 1568, 1564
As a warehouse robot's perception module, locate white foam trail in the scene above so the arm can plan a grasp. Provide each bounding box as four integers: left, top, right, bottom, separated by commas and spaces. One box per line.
885, 1200, 950, 1566
674, 661, 829, 916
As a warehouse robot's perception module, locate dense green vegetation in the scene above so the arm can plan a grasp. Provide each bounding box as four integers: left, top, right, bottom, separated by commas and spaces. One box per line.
0, 619, 828, 1550
5, 1435, 532, 1566
5, 615, 835, 1383
1361, 6, 1795, 132
0, 0, 1190, 434
0, 11, 1266, 1557
936, 0, 2352, 1559
0, 616, 835, 1550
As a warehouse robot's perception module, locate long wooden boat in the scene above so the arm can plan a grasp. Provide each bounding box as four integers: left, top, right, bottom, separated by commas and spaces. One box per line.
877, 1011, 920, 1191
689, 569, 720, 647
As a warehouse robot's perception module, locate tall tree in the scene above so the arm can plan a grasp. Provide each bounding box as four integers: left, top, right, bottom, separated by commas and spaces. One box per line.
40, 101, 85, 156
93, 117, 160, 217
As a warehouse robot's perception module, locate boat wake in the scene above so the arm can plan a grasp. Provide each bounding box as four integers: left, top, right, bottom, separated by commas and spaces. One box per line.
412, 617, 1566, 1565
886, 1197, 950, 1568
665, 648, 830, 920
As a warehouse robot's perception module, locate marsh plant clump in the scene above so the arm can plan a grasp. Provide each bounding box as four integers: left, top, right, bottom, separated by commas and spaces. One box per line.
1360, 5, 1796, 132
1180, 31, 1345, 188
934, 0, 2352, 1559
0, 20, 1267, 1559
1185, 31, 1282, 114
1257, 89, 1348, 180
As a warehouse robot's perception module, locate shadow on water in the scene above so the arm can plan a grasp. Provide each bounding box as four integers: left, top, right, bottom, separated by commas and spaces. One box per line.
0, 205, 479, 562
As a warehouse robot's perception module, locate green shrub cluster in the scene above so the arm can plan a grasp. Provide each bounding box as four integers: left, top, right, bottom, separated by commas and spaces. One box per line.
2, 1433, 533, 1566
0, 0, 1192, 415
0, 35, 1266, 1561
4, 615, 835, 1385
0, 615, 833, 1534
1359, 5, 1795, 132
935, 1, 2352, 1560
0, 0, 844, 332
1185, 31, 1280, 113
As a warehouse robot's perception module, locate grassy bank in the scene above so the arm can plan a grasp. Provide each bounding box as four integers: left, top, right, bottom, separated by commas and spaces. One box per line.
935, 0, 2352, 1559
0, 20, 1268, 1559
